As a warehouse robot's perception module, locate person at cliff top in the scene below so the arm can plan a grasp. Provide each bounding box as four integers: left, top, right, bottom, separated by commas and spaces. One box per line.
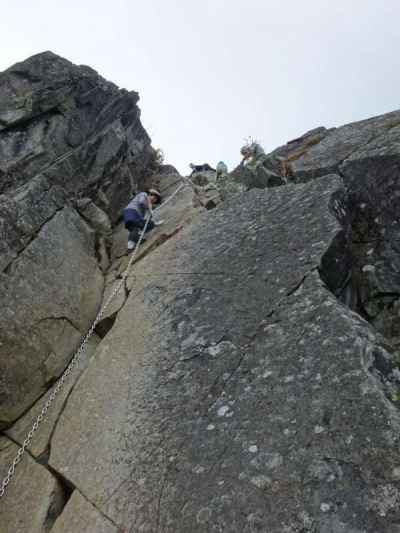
240, 142, 265, 166
123, 189, 164, 251
189, 162, 216, 175
216, 161, 228, 180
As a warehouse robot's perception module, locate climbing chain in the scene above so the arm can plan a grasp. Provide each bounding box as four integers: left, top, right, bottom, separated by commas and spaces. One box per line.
0, 181, 187, 499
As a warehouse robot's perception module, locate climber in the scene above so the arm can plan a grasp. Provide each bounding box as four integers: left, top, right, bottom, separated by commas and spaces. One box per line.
216, 161, 228, 181
240, 141, 265, 167
189, 162, 216, 175
123, 189, 163, 251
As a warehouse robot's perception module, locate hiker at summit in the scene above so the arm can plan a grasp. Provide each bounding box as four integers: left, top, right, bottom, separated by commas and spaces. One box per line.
216, 161, 228, 180
240, 141, 266, 167
123, 189, 164, 251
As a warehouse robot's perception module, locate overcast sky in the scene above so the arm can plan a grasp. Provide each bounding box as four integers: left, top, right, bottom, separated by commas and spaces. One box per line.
1, 1, 400, 174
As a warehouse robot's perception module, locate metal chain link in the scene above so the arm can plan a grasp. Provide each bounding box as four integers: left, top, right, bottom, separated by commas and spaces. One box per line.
0, 181, 187, 499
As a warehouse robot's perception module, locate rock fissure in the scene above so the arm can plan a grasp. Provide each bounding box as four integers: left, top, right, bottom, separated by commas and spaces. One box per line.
2, 205, 65, 274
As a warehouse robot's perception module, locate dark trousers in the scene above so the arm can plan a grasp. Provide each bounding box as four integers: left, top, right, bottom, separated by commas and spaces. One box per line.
123, 209, 155, 242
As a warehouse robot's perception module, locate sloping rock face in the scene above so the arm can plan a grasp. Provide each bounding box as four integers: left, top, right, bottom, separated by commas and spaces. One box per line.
0, 52, 154, 427
48, 175, 400, 532
0, 437, 66, 532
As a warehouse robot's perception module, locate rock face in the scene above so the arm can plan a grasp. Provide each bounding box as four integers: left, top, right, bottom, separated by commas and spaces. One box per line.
0, 437, 65, 532
0, 51, 154, 218
48, 175, 400, 532
0, 206, 103, 427
0, 52, 154, 427
2, 52, 400, 532
50, 490, 119, 533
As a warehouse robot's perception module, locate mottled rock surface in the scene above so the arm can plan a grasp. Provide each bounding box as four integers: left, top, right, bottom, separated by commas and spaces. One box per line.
0, 51, 153, 427
50, 490, 119, 533
274, 111, 400, 182
3, 53, 400, 532
49, 176, 400, 532
6, 334, 100, 459
0, 51, 153, 217
0, 207, 103, 426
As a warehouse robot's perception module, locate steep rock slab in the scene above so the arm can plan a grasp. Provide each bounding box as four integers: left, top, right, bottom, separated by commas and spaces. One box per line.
0, 51, 153, 219
110, 177, 203, 282
6, 334, 100, 459
50, 490, 119, 533
0, 207, 103, 426
50, 175, 400, 531
98, 177, 204, 336
0, 437, 65, 533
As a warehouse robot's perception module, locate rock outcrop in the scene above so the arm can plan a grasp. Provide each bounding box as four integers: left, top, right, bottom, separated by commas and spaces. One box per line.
2, 52, 400, 532
0, 51, 154, 217
47, 174, 400, 532
0, 52, 155, 427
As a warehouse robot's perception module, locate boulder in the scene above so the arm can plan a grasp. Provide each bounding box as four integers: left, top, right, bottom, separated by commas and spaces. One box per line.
49, 175, 400, 531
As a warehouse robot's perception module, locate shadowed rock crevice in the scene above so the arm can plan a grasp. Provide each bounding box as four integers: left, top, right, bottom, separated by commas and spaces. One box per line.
0, 435, 70, 531
95, 315, 118, 339
318, 181, 400, 410
319, 172, 400, 349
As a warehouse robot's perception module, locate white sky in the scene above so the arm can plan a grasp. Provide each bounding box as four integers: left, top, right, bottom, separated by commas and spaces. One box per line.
1, 1, 400, 174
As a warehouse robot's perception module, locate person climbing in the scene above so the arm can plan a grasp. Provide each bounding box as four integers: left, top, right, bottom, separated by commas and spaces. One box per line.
216, 161, 228, 181
123, 189, 163, 251
240, 141, 265, 167
189, 162, 216, 175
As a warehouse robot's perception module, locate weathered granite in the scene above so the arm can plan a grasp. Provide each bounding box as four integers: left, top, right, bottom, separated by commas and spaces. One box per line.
0, 437, 65, 533
49, 175, 400, 531
278, 111, 400, 182
50, 490, 119, 533
0, 175, 67, 272
0, 51, 153, 219
0, 50, 156, 428
6, 334, 100, 459
0, 207, 104, 427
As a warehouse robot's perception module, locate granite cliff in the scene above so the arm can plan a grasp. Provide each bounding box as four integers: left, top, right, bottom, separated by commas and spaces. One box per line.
1, 53, 400, 533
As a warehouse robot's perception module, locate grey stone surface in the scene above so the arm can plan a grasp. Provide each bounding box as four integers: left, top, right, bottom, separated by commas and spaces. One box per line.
0, 437, 65, 533
110, 177, 204, 290
0, 207, 104, 427
0, 175, 66, 272
50, 490, 119, 533
0, 51, 153, 219
49, 176, 400, 531
6, 334, 100, 459
76, 198, 112, 237
281, 110, 400, 181
76, 198, 113, 273
0, 50, 156, 429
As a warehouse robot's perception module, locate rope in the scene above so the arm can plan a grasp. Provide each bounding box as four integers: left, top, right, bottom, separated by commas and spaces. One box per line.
0, 179, 188, 499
